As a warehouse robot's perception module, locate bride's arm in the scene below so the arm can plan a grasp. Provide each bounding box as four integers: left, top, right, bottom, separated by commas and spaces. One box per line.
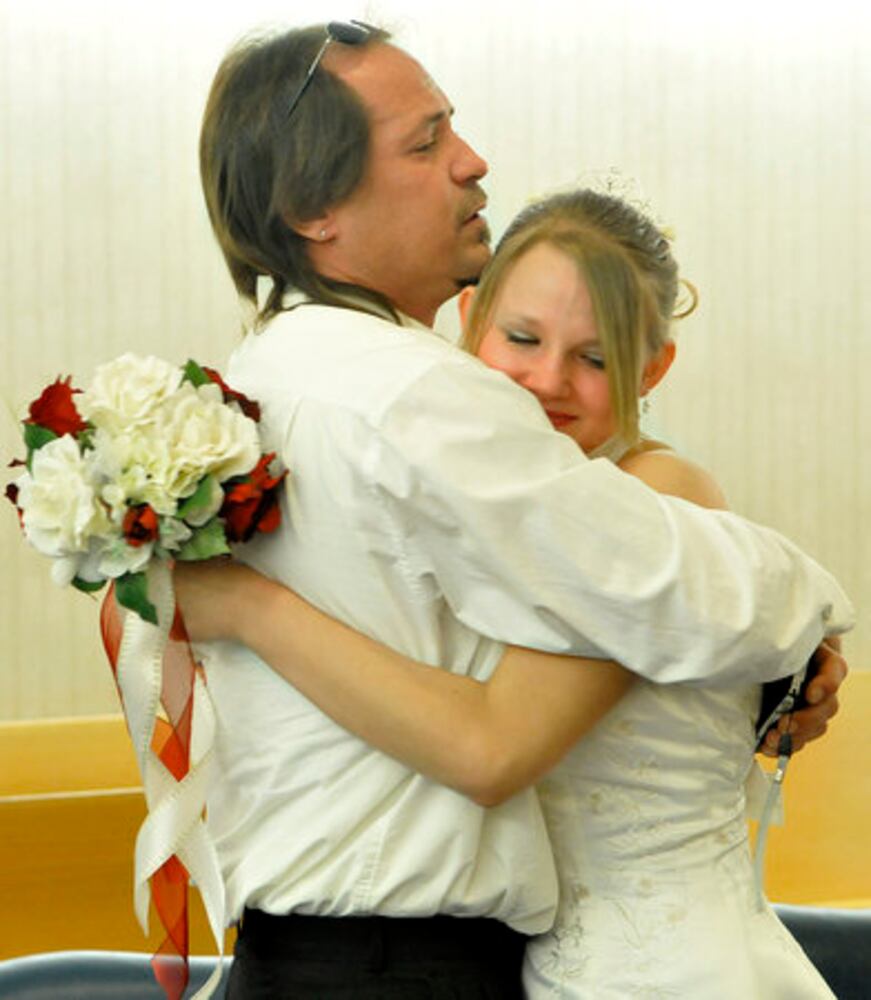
179, 444, 843, 804
177, 558, 631, 805
175, 448, 724, 806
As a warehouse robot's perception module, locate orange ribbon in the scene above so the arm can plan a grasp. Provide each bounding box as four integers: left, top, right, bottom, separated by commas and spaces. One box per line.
101, 589, 198, 1000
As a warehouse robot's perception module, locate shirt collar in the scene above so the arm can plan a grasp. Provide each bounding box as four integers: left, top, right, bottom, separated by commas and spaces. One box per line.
248, 278, 436, 336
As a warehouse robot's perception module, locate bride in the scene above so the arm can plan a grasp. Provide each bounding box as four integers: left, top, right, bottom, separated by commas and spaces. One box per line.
178, 188, 846, 998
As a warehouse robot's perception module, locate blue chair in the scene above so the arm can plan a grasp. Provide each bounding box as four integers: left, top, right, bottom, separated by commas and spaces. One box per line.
775, 904, 871, 1000
0, 950, 232, 999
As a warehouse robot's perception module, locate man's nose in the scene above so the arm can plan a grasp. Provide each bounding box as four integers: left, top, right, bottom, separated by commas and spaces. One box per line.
451, 134, 488, 183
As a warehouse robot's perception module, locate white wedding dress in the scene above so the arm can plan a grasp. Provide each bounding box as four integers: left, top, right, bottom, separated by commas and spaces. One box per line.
523, 677, 835, 999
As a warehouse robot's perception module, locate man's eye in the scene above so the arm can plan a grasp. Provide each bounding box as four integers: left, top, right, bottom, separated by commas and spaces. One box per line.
412, 138, 437, 154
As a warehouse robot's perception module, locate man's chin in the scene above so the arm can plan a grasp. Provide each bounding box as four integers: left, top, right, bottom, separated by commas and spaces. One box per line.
454, 260, 487, 289
455, 275, 479, 290
472, 217, 492, 250
455, 239, 491, 288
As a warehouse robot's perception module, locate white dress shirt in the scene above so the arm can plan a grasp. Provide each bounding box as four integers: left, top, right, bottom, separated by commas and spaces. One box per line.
201, 298, 852, 931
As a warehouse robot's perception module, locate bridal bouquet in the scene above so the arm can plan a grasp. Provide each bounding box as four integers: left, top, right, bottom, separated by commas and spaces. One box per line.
7, 353, 285, 1000
7, 353, 283, 620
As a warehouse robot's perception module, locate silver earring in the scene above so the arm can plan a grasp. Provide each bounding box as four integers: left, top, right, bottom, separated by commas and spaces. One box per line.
319, 228, 327, 241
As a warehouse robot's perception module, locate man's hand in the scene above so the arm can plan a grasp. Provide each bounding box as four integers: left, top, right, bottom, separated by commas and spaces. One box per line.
760, 637, 848, 756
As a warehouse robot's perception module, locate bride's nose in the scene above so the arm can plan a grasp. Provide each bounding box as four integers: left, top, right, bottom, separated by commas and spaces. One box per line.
522, 354, 569, 399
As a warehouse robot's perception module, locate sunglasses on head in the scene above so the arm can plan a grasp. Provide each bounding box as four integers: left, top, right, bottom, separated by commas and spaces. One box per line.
286, 20, 376, 120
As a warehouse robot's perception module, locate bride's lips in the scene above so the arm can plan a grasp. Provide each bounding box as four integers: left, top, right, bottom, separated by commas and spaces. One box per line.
544, 410, 577, 429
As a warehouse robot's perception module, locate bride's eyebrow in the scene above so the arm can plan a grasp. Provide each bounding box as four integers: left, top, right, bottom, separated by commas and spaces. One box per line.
498, 313, 541, 332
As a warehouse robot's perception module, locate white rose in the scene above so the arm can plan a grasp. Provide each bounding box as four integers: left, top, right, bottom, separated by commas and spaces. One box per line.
94, 421, 188, 514
16, 435, 112, 559
90, 426, 176, 517
97, 535, 155, 579
51, 555, 83, 588
152, 382, 261, 496
78, 353, 181, 433
51, 541, 108, 588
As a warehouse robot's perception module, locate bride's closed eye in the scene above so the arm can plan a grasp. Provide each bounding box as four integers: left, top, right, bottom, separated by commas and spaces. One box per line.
504, 329, 539, 346
578, 350, 605, 370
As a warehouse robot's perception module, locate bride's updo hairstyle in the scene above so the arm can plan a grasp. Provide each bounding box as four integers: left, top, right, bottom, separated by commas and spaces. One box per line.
462, 189, 697, 445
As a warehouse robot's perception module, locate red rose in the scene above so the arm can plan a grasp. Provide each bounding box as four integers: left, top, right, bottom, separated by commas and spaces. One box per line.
220, 453, 286, 543
202, 367, 261, 422
5, 482, 23, 529
122, 504, 160, 547
25, 376, 89, 437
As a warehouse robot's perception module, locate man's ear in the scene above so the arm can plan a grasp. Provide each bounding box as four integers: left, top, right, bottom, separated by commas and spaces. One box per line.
285, 212, 335, 243
640, 340, 676, 395
457, 285, 476, 328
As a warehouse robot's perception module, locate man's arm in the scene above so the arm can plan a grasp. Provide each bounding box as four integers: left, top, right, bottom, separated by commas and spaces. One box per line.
618, 447, 849, 751
230, 313, 853, 688
369, 356, 854, 685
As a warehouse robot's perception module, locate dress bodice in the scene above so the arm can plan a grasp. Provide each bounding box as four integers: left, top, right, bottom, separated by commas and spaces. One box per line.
537, 680, 760, 881
524, 680, 835, 998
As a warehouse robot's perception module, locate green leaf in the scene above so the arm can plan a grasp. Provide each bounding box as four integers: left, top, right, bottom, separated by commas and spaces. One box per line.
115, 571, 159, 625
176, 518, 231, 562
76, 427, 96, 452
176, 475, 222, 527
181, 359, 210, 388
24, 424, 58, 468
72, 576, 107, 594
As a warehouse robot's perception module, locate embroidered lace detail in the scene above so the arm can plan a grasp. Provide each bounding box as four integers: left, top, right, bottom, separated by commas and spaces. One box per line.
523, 679, 835, 998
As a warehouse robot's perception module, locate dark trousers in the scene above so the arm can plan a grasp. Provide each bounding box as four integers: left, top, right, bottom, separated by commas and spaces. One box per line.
226, 909, 528, 998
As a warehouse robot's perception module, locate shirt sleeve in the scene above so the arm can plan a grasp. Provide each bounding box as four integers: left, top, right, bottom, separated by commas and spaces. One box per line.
360, 355, 853, 685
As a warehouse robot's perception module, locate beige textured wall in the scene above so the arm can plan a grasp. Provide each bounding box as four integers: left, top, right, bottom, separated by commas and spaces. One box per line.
1, 0, 867, 720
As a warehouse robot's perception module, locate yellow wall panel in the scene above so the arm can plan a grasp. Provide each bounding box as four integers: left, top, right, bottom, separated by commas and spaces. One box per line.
756, 671, 871, 906
0, 715, 232, 959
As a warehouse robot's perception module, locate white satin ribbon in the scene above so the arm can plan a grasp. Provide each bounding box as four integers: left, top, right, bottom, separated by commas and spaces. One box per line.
114, 560, 226, 999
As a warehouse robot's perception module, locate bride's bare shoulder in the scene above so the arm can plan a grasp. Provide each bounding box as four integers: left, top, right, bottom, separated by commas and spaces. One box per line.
618, 441, 728, 510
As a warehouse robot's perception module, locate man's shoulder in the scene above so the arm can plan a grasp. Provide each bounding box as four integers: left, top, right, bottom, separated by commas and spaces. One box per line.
233, 303, 465, 374
228, 302, 505, 421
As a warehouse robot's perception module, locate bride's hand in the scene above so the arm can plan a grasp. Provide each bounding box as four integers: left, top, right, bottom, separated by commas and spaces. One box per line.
174, 558, 259, 643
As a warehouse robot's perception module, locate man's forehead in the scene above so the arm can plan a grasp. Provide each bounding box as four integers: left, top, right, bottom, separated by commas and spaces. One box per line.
328, 43, 449, 127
